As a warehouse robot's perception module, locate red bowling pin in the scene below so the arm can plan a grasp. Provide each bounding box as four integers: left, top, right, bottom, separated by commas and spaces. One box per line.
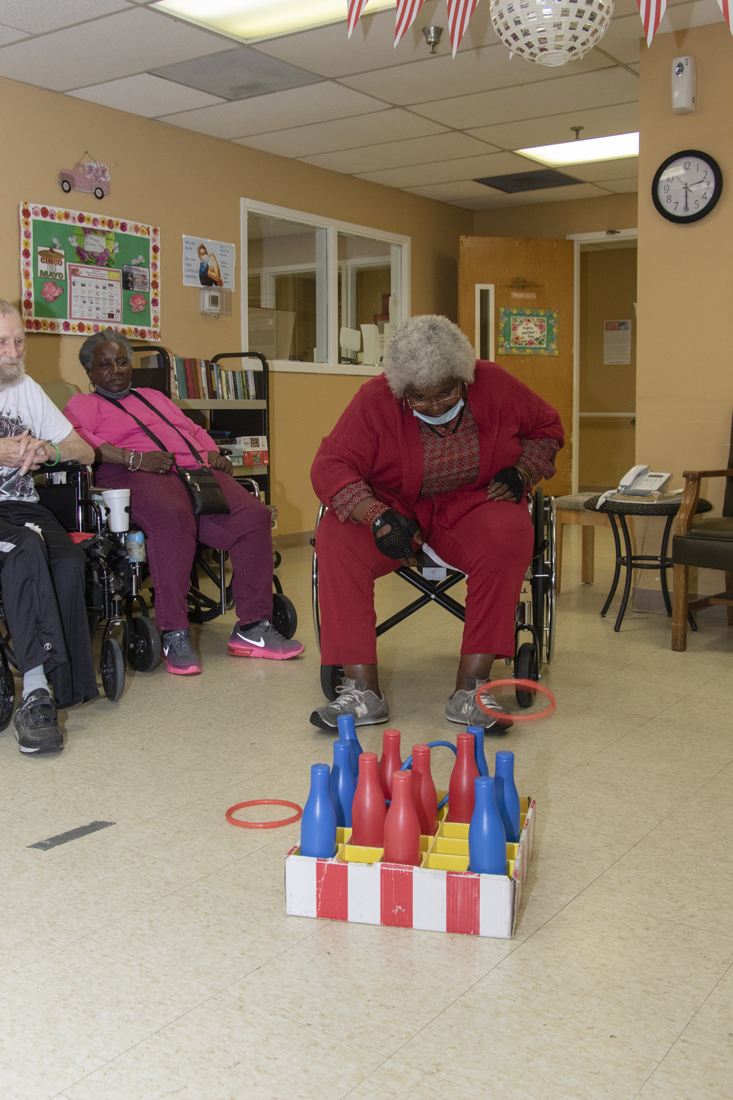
448, 732, 479, 823
378, 729, 402, 799
411, 744, 438, 836
350, 752, 387, 847
383, 769, 421, 866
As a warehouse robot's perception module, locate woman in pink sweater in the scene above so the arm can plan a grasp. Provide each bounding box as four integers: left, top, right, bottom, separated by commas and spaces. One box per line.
310, 314, 563, 732
66, 329, 303, 675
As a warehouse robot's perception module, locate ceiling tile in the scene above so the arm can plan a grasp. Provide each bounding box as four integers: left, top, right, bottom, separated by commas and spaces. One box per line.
570, 157, 639, 182
596, 176, 640, 193
0, 0, 130, 34
151, 47, 321, 101
0, 22, 29, 45
356, 151, 535, 189
251, 0, 499, 79
300, 132, 498, 175
462, 182, 610, 210
164, 83, 388, 139
0, 8, 233, 91
405, 180, 501, 202
410, 67, 640, 130
235, 109, 446, 158
596, 14, 644, 65
68, 73, 225, 117
339, 41, 612, 106
466, 102, 640, 151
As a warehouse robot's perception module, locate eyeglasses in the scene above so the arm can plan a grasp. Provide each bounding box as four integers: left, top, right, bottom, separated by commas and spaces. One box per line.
405, 383, 462, 410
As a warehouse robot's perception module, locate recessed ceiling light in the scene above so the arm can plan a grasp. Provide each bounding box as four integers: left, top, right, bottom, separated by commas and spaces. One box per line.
518, 132, 640, 166
153, 0, 396, 41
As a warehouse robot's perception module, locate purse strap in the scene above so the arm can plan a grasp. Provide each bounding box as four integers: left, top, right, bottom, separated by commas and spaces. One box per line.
99, 390, 206, 468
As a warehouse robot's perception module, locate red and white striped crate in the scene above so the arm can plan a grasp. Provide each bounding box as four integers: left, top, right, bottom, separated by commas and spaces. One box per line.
285, 797, 536, 940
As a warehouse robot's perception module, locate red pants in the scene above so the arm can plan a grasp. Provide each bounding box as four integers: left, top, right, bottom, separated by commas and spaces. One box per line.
316, 491, 534, 666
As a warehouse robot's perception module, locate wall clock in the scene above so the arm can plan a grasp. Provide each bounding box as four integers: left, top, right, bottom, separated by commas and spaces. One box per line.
652, 150, 723, 223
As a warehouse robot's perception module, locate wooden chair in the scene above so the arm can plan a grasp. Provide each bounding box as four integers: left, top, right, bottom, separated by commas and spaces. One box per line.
671, 423, 733, 650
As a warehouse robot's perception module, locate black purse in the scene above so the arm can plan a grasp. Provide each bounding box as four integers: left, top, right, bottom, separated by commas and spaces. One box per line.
100, 391, 230, 516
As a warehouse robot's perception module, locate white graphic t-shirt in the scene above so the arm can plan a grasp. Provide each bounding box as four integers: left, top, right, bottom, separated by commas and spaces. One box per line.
0, 375, 73, 503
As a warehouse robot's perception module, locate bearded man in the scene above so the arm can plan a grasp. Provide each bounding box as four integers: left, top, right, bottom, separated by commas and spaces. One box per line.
0, 299, 97, 754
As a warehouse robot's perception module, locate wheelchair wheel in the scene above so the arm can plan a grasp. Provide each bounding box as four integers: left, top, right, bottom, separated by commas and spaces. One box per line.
127, 615, 162, 672
514, 641, 538, 708
101, 637, 125, 702
273, 550, 282, 569
320, 664, 344, 701
272, 593, 298, 640
0, 647, 15, 732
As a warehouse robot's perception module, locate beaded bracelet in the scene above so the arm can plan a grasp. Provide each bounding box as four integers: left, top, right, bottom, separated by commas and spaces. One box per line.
122, 447, 127, 468
362, 500, 389, 527
131, 451, 143, 471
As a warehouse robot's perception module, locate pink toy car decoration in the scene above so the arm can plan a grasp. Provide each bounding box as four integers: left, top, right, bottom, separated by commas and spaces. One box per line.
59, 160, 110, 200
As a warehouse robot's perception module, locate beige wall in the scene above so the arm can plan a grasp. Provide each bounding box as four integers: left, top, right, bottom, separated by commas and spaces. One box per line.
473, 192, 638, 240
2, 75, 472, 535
578, 248, 637, 489
636, 23, 733, 595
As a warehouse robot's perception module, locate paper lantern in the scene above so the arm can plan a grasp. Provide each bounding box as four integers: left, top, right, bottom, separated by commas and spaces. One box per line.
490, 0, 614, 66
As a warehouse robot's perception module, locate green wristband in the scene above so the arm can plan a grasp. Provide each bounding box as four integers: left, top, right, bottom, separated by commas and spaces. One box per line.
43, 441, 60, 467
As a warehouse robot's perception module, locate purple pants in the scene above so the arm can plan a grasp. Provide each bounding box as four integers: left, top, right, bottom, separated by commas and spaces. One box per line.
96, 464, 273, 631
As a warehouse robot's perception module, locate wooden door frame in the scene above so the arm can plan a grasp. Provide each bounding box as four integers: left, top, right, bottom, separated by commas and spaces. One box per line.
566, 228, 638, 493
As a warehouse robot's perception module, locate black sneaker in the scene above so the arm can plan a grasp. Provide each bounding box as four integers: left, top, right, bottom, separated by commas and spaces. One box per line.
13, 690, 64, 754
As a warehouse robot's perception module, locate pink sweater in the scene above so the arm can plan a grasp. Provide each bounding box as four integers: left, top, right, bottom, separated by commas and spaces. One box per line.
66, 388, 217, 469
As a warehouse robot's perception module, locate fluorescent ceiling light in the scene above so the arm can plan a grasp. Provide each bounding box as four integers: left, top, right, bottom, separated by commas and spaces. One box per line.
518, 132, 640, 167
153, 0, 396, 41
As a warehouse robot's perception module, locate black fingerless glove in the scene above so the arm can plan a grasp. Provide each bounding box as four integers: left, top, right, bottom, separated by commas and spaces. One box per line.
490, 466, 528, 503
372, 509, 420, 560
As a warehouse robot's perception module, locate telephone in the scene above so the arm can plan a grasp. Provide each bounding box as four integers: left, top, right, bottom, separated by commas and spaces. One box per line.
596, 465, 672, 509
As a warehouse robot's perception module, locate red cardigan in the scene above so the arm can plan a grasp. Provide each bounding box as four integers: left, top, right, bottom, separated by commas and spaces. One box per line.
311, 362, 564, 523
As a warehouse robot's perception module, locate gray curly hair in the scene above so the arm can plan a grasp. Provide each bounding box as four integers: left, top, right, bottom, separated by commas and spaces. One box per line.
78, 328, 135, 374
382, 315, 475, 398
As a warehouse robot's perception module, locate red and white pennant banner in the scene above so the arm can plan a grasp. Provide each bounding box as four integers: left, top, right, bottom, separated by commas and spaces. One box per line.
347, 0, 370, 37
395, 0, 426, 45
636, 0, 667, 45
447, 0, 481, 55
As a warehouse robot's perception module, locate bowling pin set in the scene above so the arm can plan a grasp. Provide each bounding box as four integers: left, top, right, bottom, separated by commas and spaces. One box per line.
285, 717, 537, 939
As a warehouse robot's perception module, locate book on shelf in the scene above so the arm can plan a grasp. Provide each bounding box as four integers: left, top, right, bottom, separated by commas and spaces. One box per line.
171, 357, 260, 401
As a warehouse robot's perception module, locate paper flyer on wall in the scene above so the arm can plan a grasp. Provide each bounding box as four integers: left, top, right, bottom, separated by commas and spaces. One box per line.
182, 235, 235, 291
603, 320, 632, 365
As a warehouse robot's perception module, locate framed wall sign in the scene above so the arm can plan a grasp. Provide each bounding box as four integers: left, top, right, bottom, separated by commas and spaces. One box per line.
20, 201, 160, 340
498, 307, 558, 356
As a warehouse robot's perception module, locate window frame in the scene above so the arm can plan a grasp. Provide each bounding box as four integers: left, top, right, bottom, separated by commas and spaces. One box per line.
241, 197, 411, 375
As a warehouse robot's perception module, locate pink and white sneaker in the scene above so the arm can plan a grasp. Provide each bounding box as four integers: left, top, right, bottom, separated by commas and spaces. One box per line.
161, 629, 201, 675
228, 620, 304, 660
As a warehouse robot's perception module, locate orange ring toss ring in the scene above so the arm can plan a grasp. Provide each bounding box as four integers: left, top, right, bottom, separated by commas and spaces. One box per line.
476, 679, 556, 724
226, 799, 303, 829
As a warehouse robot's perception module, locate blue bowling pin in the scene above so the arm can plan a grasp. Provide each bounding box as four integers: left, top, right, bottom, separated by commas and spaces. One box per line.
468, 776, 507, 875
494, 750, 521, 843
300, 763, 337, 858
330, 740, 357, 827
337, 713, 363, 779
467, 725, 490, 777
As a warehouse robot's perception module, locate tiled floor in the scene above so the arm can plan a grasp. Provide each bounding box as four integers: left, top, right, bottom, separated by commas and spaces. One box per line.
1, 525, 732, 1099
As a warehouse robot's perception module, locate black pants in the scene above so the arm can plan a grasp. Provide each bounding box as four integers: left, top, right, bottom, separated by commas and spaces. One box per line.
0, 500, 98, 709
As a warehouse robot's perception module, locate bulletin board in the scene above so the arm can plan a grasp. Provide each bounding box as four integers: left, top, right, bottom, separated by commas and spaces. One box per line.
19, 201, 161, 340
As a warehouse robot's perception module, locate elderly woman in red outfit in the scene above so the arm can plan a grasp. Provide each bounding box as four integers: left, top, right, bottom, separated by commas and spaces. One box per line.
310, 314, 563, 732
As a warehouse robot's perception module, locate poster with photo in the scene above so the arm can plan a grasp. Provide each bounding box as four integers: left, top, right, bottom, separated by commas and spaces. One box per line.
182, 235, 235, 291
20, 202, 160, 340
498, 307, 559, 356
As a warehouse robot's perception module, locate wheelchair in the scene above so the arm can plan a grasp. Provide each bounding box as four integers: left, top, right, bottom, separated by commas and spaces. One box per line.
311, 488, 556, 708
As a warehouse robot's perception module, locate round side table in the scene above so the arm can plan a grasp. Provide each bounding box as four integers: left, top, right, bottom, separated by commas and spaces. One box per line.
584, 495, 713, 631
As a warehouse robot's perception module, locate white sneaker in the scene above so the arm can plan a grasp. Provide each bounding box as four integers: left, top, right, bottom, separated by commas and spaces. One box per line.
446, 676, 512, 733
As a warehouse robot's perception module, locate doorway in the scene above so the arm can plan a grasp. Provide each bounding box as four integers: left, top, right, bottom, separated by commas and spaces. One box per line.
569, 229, 638, 492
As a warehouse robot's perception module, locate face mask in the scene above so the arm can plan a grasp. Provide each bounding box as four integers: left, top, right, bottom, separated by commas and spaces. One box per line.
93, 381, 132, 399
412, 397, 464, 426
